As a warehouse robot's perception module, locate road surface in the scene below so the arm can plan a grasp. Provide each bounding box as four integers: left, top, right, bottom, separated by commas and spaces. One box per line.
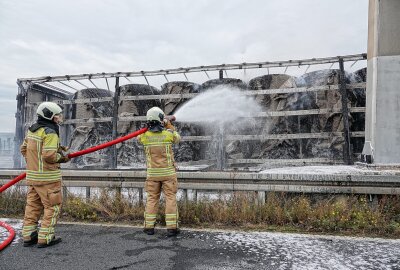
1, 219, 399, 270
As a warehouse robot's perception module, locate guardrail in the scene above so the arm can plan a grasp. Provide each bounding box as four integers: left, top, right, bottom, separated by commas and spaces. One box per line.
1, 170, 400, 199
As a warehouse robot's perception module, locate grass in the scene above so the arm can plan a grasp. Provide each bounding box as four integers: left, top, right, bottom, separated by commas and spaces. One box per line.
1, 188, 400, 237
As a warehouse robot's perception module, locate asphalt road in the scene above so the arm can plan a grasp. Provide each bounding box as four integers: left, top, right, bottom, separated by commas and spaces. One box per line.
1, 221, 400, 270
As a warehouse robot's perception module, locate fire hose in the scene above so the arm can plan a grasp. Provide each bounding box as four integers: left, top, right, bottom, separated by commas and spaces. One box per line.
0, 127, 148, 251
0, 221, 15, 251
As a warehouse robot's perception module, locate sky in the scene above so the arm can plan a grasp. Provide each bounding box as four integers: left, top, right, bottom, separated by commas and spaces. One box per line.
0, 0, 368, 133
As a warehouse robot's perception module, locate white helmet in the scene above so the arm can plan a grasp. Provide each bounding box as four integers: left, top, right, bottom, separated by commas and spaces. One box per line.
37, 102, 63, 120
146, 107, 164, 123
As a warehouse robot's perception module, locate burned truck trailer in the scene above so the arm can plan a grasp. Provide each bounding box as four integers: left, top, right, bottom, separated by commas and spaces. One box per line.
14, 54, 367, 170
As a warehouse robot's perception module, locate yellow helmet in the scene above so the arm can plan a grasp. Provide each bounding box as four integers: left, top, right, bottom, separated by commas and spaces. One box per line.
146, 107, 164, 123
37, 102, 63, 120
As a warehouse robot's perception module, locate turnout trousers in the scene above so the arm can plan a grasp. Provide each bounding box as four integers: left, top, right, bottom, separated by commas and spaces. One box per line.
144, 175, 178, 229
22, 181, 62, 245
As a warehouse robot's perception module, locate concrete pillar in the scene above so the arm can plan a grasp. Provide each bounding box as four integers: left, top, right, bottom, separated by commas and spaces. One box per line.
363, 0, 400, 164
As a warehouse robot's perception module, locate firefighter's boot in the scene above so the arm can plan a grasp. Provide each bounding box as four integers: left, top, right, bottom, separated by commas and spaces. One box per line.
37, 236, 62, 248
167, 228, 180, 237
37, 237, 61, 248
143, 228, 155, 235
23, 231, 38, 247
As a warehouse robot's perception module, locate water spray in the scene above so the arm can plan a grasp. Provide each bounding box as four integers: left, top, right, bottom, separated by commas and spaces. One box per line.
173, 86, 262, 124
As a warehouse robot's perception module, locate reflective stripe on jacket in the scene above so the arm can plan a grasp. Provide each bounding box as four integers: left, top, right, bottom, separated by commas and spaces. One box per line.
138, 129, 180, 178
20, 127, 63, 184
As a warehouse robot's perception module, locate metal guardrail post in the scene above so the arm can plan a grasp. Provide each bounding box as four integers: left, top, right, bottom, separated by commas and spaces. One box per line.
86, 187, 91, 202
256, 191, 266, 205
193, 189, 198, 202
338, 58, 353, 165
138, 188, 144, 206
111, 77, 120, 169
182, 189, 188, 202
63, 186, 68, 203
216, 124, 226, 170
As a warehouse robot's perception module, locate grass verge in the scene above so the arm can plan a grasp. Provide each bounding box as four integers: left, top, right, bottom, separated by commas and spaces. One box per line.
1, 188, 400, 237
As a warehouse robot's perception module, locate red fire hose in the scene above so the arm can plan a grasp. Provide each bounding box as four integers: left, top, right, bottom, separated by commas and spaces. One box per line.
0, 127, 147, 193
0, 221, 15, 251
0, 127, 148, 250
69, 127, 148, 158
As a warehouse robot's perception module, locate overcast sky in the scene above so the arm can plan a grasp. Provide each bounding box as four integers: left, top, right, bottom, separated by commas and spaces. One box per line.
0, 0, 368, 133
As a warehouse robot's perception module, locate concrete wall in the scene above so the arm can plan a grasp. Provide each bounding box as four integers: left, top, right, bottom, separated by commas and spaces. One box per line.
364, 0, 400, 163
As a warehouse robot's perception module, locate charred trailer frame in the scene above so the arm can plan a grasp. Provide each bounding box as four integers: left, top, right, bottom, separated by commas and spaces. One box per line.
14, 53, 367, 170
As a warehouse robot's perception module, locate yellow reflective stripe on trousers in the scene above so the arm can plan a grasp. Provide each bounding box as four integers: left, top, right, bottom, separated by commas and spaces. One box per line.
23, 225, 37, 229
38, 228, 49, 239
22, 225, 38, 236
144, 212, 157, 228
47, 205, 59, 244
166, 214, 177, 224
51, 205, 59, 226
166, 205, 178, 228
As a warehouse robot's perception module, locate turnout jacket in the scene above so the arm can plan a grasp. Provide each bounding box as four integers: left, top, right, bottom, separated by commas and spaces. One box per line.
138, 129, 181, 179
20, 127, 64, 184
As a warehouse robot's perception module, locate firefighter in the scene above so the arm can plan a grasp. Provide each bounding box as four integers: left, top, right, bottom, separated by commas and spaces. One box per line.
138, 107, 181, 237
21, 102, 70, 248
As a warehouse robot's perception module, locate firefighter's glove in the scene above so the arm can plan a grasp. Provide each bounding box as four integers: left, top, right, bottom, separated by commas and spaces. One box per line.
163, 119, 175, 131
58, 146, 69, 153
58, 154, 70, 163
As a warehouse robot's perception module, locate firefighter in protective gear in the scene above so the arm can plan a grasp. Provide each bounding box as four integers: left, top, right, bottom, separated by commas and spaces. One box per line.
138, 107, 181, 237
20, 102, 70, 248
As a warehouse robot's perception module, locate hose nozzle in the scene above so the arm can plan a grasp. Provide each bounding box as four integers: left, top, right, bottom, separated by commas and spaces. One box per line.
165, 115, 176, 122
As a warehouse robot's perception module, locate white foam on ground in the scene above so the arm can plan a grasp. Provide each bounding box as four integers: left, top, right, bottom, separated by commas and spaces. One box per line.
2, 218, 399, 268
214, 231, 400, 269
0, 218, 23, 246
